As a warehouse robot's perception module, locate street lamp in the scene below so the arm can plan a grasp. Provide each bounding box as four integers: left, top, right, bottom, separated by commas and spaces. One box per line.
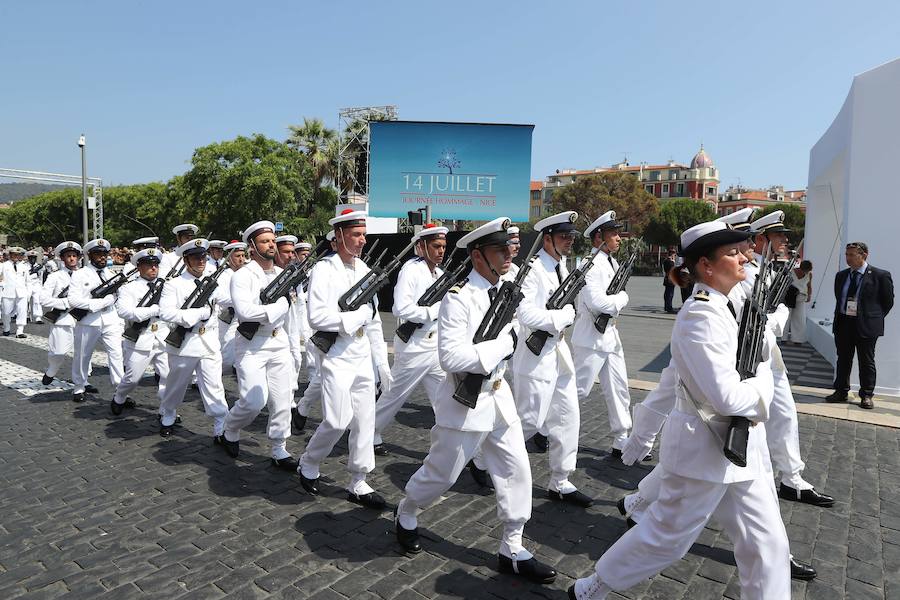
78, 134, 88, 245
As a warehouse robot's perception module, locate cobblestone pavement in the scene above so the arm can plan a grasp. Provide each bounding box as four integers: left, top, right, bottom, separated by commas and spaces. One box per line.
0, 315, 898, 599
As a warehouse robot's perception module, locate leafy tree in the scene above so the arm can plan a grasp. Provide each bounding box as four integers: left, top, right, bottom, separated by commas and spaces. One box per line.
0, 188, 82, 246
643, 198, 718, 248
549, 172, 659, 236
437, 149, 461, 174
286, 118, 338, 208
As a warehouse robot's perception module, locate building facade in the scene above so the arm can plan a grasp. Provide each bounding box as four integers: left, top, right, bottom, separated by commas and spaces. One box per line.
716, 185, 806, 216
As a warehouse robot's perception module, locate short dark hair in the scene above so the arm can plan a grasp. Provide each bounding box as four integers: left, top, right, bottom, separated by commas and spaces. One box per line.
846, 242, 868, 255
800, 260, 812, 271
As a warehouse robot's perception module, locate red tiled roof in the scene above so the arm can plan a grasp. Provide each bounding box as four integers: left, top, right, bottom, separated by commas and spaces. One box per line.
530, 180, 543, 191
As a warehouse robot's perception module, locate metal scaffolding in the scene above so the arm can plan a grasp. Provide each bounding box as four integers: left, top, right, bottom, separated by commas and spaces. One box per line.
337, 105, 398, 201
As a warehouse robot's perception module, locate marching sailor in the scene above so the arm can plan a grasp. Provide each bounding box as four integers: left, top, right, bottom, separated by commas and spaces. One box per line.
1, 247, 30, 337
40, 241, 82, 385
207, 240, 226, 270
26, 250, 44, 323
216, 240, 247, 376
159, 224, 199, 279
132, 237, 160, 251
274, 234, 304, 398
394, 217, 557, 585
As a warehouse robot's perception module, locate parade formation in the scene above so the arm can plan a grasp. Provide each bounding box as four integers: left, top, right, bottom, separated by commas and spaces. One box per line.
1, 206, 835, 600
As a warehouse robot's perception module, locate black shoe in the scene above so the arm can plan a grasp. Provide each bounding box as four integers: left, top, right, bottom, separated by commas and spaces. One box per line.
374, 443, 390, 457
2, 331, 10, 336
160, 424, 174, 437
467, 461, 491, 489
41, 374, 53, 385
122, 397, 136, 409
299, 473, 319, 495
860, 396, 875, 409
548, 488, 593, 508
271, 456, 299, 471
110, 400, 124, 416
72, 393, 85, 403
497, 554, 556, 584
825, 391, 847, 403
610, 448, 623, 459
154, 372, 160, 384
16, 333, 26, 339
347, 490, 386, 510
216, 436, 239, 458
568, 584, 577, 600
291, 407, 307, 433
532, 432, 548, 453
642, 452, 654, 462
778, 484, 834, 508
616, 497, 637, 528
191, 383, 199, 390
790, 557, 816, 580
85, 384, 99, 394
394, 507, 422, 554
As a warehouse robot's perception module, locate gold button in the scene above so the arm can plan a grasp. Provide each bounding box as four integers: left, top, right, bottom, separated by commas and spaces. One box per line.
150, 323, 158, 332
271, 329, 278, 337
198, 326, 206, 335
355, 328, 364, 338
492, 380, 502, 392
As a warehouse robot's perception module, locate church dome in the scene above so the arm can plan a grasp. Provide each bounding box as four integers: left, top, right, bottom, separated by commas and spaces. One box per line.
690, 144, 713, 169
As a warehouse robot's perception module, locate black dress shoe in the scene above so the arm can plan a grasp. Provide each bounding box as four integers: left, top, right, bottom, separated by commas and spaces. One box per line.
790, 557, 816, 580
548, 489, 593, 508
394, 508, 422, 554
778, 484, 834, 508
860, 396, 875, 409
299, 473, 320, 495
291, 407, 307, 432
160, 424, 174, 437
41, 374, 53, 385
110, 400, 124, 416
532, 432, 548, 453
72, 393, 85, 403
217, 437, 239, 458
16, 333, 26, 339
156, 414, 182, 424
122, 397, 136, 409
467, 460, 492, 489
271, 456, 299, 471
84, 384, 99, 394
497, 554, 556, 584
348, 490, 386, 510
568, 584, 577, 599
825, 391, 847, 403
2, 331, 10, 336
616, 497, 637, 528
374, 443, 390, 456
610, 448, 623, 459
154, 372, 160, 384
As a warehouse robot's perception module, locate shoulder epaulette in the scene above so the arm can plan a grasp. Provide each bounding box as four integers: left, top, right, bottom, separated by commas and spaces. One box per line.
693, 289, 710, 302
448, 278, 468, 294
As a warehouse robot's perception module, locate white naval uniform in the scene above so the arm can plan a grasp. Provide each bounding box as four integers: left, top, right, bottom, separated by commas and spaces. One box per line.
68, 266, 125, 394
285, 279, 304, 396
40, 268, 77, 378
571, 248, 632, 450
591, 283, 789, 600
223, 261, 294, 457
298, 253, 390, 493
1, 260, 30, 335
27, 262, 44, 321
216, 268, 239, 373
113, 277, 170, 408
157, 271, 229, 435
396, 270, 534, 559
373, 257, 445, 446
159, 251, 183, 279
510, 249, 581, 493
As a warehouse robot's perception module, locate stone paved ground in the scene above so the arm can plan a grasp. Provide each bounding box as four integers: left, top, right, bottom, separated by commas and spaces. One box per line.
1, 278, 898, 599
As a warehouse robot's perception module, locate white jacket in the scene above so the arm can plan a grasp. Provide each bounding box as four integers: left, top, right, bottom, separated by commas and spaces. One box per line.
1, 261, 29, 299
68, 266, 124, 328
117, 276, 169, 351
392, 257, 443, 354
158, 271, 223, 357
571, 249, 629, 353
230, 260, 290, 352
40, 268, 76, 327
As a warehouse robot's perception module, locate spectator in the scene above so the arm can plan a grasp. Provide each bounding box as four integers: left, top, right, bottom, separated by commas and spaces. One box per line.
661, 248, 677, 313
826, 242, 894, 409
783, 260, 812, 345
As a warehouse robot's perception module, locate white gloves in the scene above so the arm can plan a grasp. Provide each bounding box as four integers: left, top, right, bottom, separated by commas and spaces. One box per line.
101, 295, 116, 309
199, 305, 212, 321
620, 435, 653, 466
377, 364, 393, 395
615, 291, 630, 310
558, 305, 576, 329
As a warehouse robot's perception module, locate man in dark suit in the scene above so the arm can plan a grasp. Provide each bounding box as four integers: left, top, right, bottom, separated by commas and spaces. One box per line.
826, 242, 894, 409
661, 248, 676, 313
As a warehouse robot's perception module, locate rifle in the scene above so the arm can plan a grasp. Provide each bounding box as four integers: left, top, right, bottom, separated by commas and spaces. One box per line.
310, 238, 417, 353
724, 244, 772, 467
235, 240, 328, 340
452, 229, 544, 408
361, 238, 380, 264
593, 249, 638, 334
164, 260, 231, 348
123, 279, 165, 343
764, 240, 803, 314
43, 286, 69, 324
525, 248, 602, 355
69, 268, 138, 321
395, 252, 471, 344
164, 256, 184, 280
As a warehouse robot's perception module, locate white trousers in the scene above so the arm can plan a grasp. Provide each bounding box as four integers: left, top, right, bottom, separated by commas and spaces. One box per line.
218, 319, 238, 371
784, 302, 807, 343
224, 346, 293, 449
512, 365, 580, 491
573, 344, 632, 448
299, 349, 376, 482
2, 296, 27, 334
595, 470, 790, 600
295, 344, 322, 414
159, 353, 228, 435
113, 341, 169, 408
398, 420, 532, 556
30, 288, 42, 320
374, 350, 444, 445
769, 367, 809, 490
72, 325, 124, 394
46, 325, 74, 377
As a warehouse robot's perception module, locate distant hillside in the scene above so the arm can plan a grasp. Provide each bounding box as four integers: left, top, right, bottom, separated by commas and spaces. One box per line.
0, 182, 68, 204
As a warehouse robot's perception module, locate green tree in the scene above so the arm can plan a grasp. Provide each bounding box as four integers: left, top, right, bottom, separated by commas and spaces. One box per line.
286, 118, 338, 210
754, 204, 805, 244
549, 172, 659, 236
643, 198, 718, 248
0, 188, 82, 246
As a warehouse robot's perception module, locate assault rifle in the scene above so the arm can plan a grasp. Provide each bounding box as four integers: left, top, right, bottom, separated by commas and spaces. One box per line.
361, 238, 380, 264
395, 251, 472, 344
525, 247, 602, 355
310, 238, 417, 353
43, 286, 69, 324
593, 249, 638, 334
164, 260, 230, 348
764, 240, 803, 314
123, 279, 165, 343
235, 240, 328, 340
69, 268, 138, 321
452, 229, 544, 409
724, 244, 772, 467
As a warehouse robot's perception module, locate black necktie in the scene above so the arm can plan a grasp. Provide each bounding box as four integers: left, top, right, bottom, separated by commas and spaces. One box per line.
97, 268, 107, 282
726, 300, 737, 319
555, 264, 563, 285
847, 271, 860, 298
608, 255, 615, 269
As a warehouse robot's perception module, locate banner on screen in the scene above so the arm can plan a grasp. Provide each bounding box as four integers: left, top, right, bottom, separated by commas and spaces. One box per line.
369, 121, 533, 221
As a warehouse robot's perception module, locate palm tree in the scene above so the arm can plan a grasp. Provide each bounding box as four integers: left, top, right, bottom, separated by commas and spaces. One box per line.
287, 118, 338, 195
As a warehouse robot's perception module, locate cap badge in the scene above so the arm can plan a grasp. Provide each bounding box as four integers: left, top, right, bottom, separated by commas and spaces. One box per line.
568, 213, 577, 223
195, 240, 203, 247
500, 218, 511, 230
148, 249, 156, 255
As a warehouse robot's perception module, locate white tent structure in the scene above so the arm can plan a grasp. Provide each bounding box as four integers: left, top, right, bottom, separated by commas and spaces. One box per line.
806, 57, 900, 397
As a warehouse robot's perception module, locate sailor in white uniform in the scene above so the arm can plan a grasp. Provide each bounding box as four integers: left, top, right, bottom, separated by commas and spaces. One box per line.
25, 250, 44, 323
159, 224, 199, 280
1, 247, 30, 337
216, 240, 247, 375
40, 242, 82, 384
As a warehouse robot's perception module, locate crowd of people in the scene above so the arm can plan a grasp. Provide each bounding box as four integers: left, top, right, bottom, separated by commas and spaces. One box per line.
0, 205, 892, 599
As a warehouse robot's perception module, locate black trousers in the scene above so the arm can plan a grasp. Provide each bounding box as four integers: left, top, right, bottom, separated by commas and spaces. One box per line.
680, 285, 691, 303
833, 315, 878, 397
663, 284, 675, 311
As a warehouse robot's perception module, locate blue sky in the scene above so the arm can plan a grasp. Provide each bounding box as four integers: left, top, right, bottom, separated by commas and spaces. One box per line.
2, 1, 899, 190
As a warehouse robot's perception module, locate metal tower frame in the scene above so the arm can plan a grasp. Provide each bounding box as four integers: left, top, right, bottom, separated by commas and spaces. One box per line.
0, 167, 104, 239
337, 105, 398, 201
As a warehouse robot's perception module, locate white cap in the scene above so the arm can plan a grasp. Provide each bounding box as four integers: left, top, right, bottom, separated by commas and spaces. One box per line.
507, 226, 520, 236
223, 241, 247, 252
8, 246, 25, 255
457, 217, 512, 250
749, 210, 791, 234
208, 240, 227, 249
716, 208, 756, 231
535, 211, 578, 234
584, 210, 622, 238
412, 223, 448, 243
54, 241, 83, 257
83, 239, 111, 254
326, 231, 335, 242
172, 223, 199, 236
329, 208, 367, 228
679, 221, 752, 257
26, 249, 37, 257
275, 234, 298, 245
131, 248, 162, 266
296, 242, 312, 251
242, 221, 276, 244
132, 236, 159, 247
178, 238, 210, 257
